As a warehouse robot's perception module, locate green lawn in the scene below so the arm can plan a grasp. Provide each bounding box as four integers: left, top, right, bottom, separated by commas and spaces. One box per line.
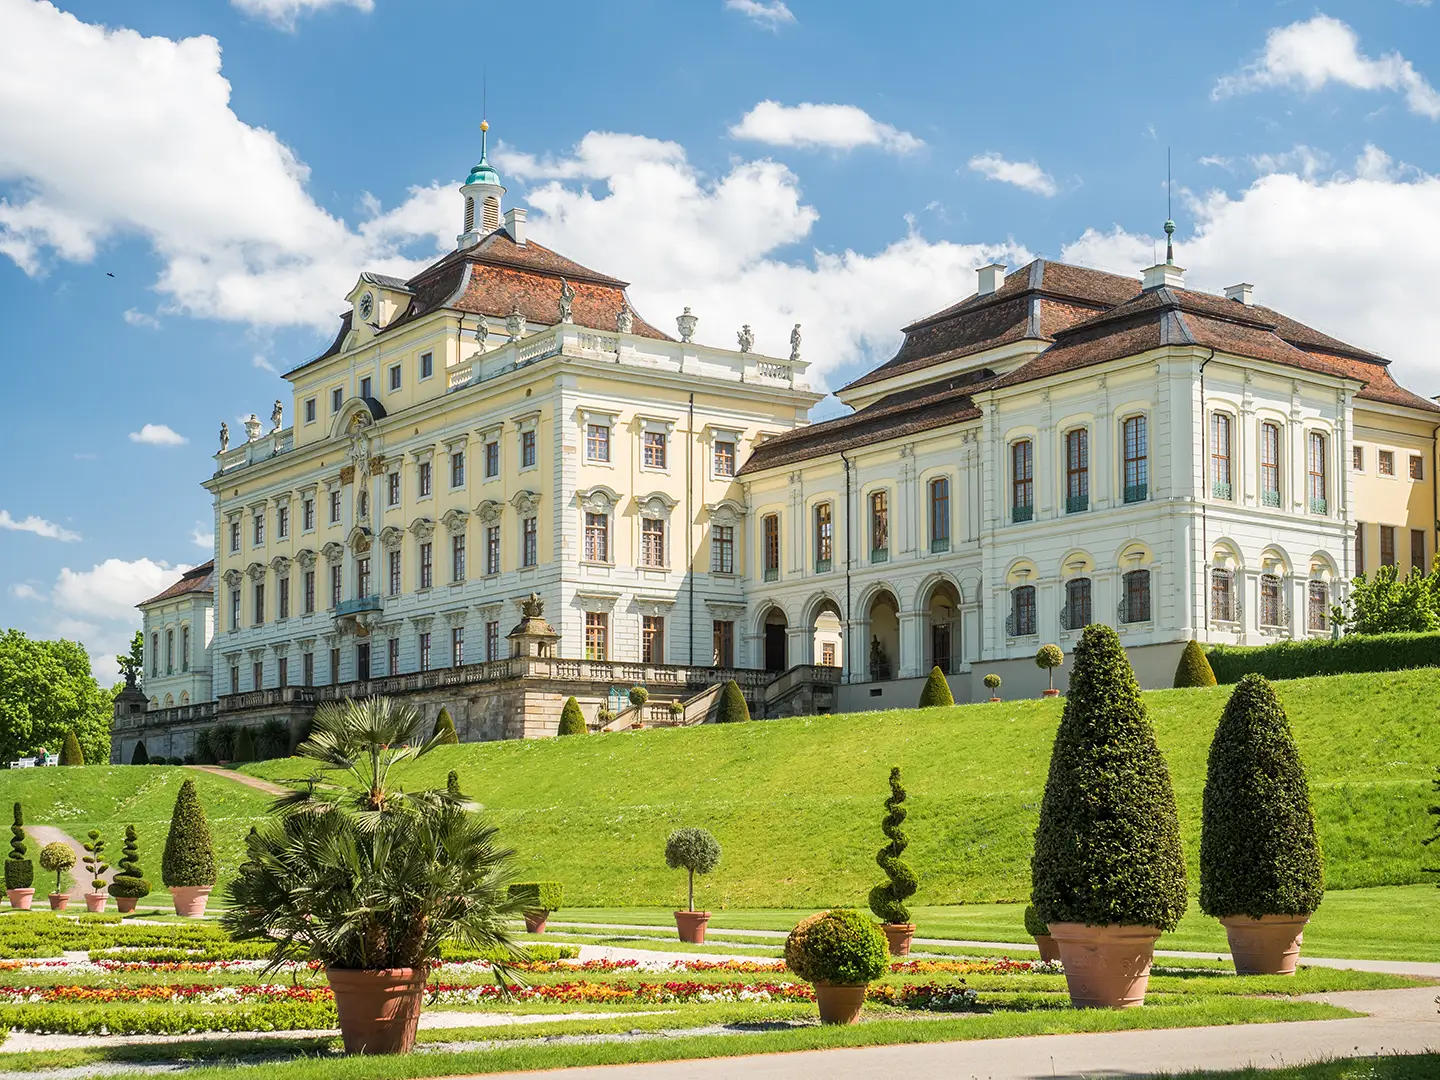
1174, 1057, 1440, 1079
239, 668, 1440, 907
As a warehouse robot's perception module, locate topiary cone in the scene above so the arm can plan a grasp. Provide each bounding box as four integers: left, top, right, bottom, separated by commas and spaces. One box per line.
557, 697, 586, 735
1173, 640, 1218, 688
162, 779, 215, 916
433, 707, 459, 744
917, 666, 953, 708
717, 680, 750, 724
130, 741, 149, 766
59, 730, 84, 766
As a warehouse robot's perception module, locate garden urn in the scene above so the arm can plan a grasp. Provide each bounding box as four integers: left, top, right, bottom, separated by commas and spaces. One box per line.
84, 891, 107, 914
327, 966, 428, 1055
812, 982, 868, 1025
881, 922, 915, 957
524, 911, 549, 934
48, 892, 69, 911
1047, 922, 1161, 1008
5, 888, 33, 911
170, 884, 213, 917
1220, 914, 1309, 976
115, 896, 138, 915
1032, 934, 1061, 963
674, 910, 712, 943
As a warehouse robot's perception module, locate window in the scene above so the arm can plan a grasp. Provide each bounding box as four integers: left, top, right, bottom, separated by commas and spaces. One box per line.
253, 512, 265, 546
356, 640, 371, 681
1355, 523, 1366, 575
450, 451, 465, 488
1063, 577, 1092, 631
452, 534, 466, 582
277, 504, 289, 539
485, 440, 499, 478
253, 661, 263, 690
419, 542, 433, 588
278, 576, 290, 619
304, 398, 316, 424
486, 525, 501, 575
230, 665, 239, 695
1211, 412, 1233, 499
357, 557, 371, 597
714, 439, 735, 478
642, 615, 664, 664
1308, 432, 1329, 514
359, 376, 372, 399
1353, 445, 1364, 471
252, 582, 265, 626
930, 478, 950, 552
302, 498, 315, 531
387, 549, 401, 595
1011, 440, 1034, 522
331, 387, 343, 413
584, 612, 608, 660
1009, 585, 1037, 637
387, 472, 400, 506
869, 491, 889, 562
486, 621, 500, 662
521, 430, 536, 468
1414, 529, 1427, 572
1121, 569, 1152, 624
1260, 574, 1284, 627
388, 364, 401, 392
387, 637, 399, 676
358, 491, 369, 519
643, 431, 667, 469
329, 564, 342, 608
1123, 415, 1149, 502
763, 513, 780, 580
584, 512, 609, 562
522, 516, 538, 567
418, 631, 431, 672
302, 652, 314, 687
712, 620, 734, 667
1411, 455, 1425, 481
451, 626, 464, 667
150, 632, 159, 676
418, 460, 432, 497
821, 641, 836, 667
229, 520, 240, 553
277, 657, 288, 688
229, 589, 240, 631
420, 351, 433, 379
1380, 525, 1396, 566
586, 423, 610, 463
165, 629, 174, 675
1211, 569, 1236, 622
642, 517, 666, 568
1379, 450, 1395, 476
814, 503, 833, 571
1065, 429, 1089, 513
181, 625, 190, 672
329, 646, 340, 685
711, 525, 734, 574
303, 570, 315, 614
1308, 581, 1329, 632
1260, 421, 1281, 507
329, 490, 341, 524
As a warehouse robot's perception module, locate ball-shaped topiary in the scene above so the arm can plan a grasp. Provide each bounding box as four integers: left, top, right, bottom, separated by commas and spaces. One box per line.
161, 779, 216, 889
59, 730, 84, 766
668, 700, 685, 717
1031, 624, 1188, 931
130, 741, 149, 766
867, 767, 917, 925
109, 824, 151, 899
557, 696, 587, 736
917, 666, 954, 708
1023, 904, 1049, 938
1200, 675, 1324, 919
1035, 644, 1064, 692
628, 686, 649, 708
665, 827, 721, 912
785, 908, 889, 986
433, 707, 459, 744
717, 680, 750, 724
982, 673, 1002, 699
5, 803, 32, 891
39, 841, 75, 894
1174, 640, 1218, 688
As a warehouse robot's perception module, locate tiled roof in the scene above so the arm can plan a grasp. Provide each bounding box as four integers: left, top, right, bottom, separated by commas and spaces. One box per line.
139, 560, 215, 607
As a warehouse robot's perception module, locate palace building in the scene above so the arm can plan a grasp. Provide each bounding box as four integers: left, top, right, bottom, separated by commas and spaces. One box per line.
111, 135, 1440, 763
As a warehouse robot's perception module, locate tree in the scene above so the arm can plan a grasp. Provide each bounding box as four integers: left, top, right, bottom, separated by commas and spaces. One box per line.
117, 631, 144, 688
39, 842, 74, 894
433, 707, 459, 744
717, 680, 750, 724
1031, 624, 1188, 931
130, 740, 149, 765
628, 686, 649, 708
917, 667, 954, 708
983, 673, 1002, 700
161, 779, 216, 889
1200, 675, 1324, 919
109, 824, 151, 899
0, 630, 114, 765
60, 730, 84, 766
1335, 564, 1440, 634
558, 697, 587, 736
1035, 644, 1064, 692
5, 802, 32, 891
868, 767, 917, 925
232, 727, 255, 763
1173, 640, 1218, 688
665, 827, 721, 912
258, 719, 290, 760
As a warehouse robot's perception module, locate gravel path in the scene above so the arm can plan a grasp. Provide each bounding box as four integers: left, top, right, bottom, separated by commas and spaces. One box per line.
183, 766, 286, 796
25, 826, 111, 902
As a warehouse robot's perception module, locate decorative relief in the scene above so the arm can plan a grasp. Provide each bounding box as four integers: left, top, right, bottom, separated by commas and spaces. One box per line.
271, 642, 289, 657
346, 527, 372, 554
295, 548, 317, 570
441, 508, 471, 535
511, 489, 541, 515
269, 555, 291, 574
706, 499, 745, 527
443, 608, 469, 628
245, 562, 267, 582
617, 301, 634, 334
339, 465, 356, 486
737, 324, 754, 353
222, 568, 243, 587
378, 526, 404, 551
322, 541, 345, 565
476, 499, 504, 524
409, 615, 433, 633
676, 306, 698, 343
578, 486, 620, 514
409, 517, 436, 540
636, 492, 677, 517
506, 304, 525, 342
558, 278, 575, 323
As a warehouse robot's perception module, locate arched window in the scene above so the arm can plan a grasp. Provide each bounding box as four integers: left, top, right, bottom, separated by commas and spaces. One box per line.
1211, 569, 1236, 622
463, 196, 475, 234
1008, 585, 1037, 637
1260, 574, 1285, 627
1065, 429, 1089, 513
1122, 415, 1148, 503
1210, 412, 1233, 499
1260, 422, 1282, 507
1307, 580, 1330, 631
180, 691, 190, 706
1120, 569, 1151, 623
1011, 440, 1034, 522
929, 477, 950, 552
1062, 577, 1092, 631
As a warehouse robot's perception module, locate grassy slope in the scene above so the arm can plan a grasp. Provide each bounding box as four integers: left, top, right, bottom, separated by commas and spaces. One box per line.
240, 668, 1440, 908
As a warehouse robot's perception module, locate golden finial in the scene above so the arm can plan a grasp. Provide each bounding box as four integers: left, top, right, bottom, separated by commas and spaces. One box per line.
480, 119, 489, 133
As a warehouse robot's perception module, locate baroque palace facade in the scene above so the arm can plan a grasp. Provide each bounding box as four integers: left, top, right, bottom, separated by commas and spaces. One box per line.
111, 136, 1440, 763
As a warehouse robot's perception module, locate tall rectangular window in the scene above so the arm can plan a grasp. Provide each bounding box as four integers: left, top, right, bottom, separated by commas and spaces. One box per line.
642, 615, 664, 664
253, 512, 266, 546
1124, 414, 1148, 502
230, 665, 240, 695
450, 451, 465, 488
642, 518, 666, 568
277, 657, 288, 688
330, 647, 340, 685
1211, 569, 1235, 622
387, 472, 400, 506
1353, 445, 1364, 471
181, 625, 190, 672
712, 620, 734, 667
253, 661, 263, 690
1411, 455, 1425, 480
523, 516, 538, 567
1122, 569, 1152, 623
359, 376, 371, 399
584, 512, 609, 562
420, 351, 433, 379
388, 549, 401, 595
165, 629, 174, 675
763, 513, 780, 579
418, 460, 432, 497
1065, 429, 1089, 513
1413, 528, 1427, 571
1063, 577, 1092, 630
643, 431, 666, 469
357, 557, 371, 597
1381, 525, 1396, 566
586, 424, 610, 463
1260, 421, 1281, 507
451, 626, 464, 667
1260, 574, 1283, 627
419, 542, 433, 588
277, 505, 289, 539
389, 364, 401, 392
714, 439, 735, 477
329, 490, 342, 524
1308, 431, 1328, 513
814, 503, 833, 570
330, 564, 342, 608
485, 441, 499, 478
452, 534, 466, 582
418, 632, 431, 672
711, 525, 734, 574
278, 576, 290, 619
584, 612, 608, 661
303, 570, 315, 614
1009, 586, 1036, 637
302, 652, 314, 687
304, 398, 316, 424
1308, 581, 1330, 632
1011, 440, 1033, 521
520, 430, 536, 468
302, 498, 315, 531
869, 491, 889, 561
930, 478, 950, 551
252, 583, 265, 626
229, 520, 241, 552
230, 588, 240, 631
331, 387, 343, 413
486, 525, 501, 575
486, 621, 500, 662
387, 637, 399, 676
1379, 450, 1395, 476
1211, 413, 1233, 499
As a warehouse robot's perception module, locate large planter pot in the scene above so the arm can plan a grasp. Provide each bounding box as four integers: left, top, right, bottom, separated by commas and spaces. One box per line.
674, 910, 711, 943
327, 966, 428, 1055
6, 888, 34, 911
84, 892, 108, 913
1048, 922, 1162, 1008
813, 982, 868, 1025
48, 893, 69, 911
169, 885, 213, 917
114, 896, 139, 914
1220, 914, 1310, 976
1033, 934, 1061, 963
881, 922, 915, 957
523, 911, 549, 934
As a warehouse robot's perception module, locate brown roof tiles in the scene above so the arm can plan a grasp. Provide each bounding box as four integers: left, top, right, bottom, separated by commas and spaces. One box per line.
139, 560, 215, 607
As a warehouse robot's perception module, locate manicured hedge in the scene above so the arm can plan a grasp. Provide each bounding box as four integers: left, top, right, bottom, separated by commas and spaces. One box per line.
557, 697, 586, 736
161, 779, 216, 888
509, 881, 564, 914
1207, 632, 1440, 683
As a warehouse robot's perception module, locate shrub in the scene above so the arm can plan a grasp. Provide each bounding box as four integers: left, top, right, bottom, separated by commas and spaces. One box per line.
557, 697, 586, 736
109, 824, 151, 900
785, 908, 888, 986
59, 730, 84, 766
627, 686, 649, 709
1174, 640, 1218, 688
182, 754, 196, 766
447, 770, 462, 797
1338, 563, 1440, 634
917, 667, 954, 708
508, 881, 564, 914
258, 719, 290, 760
1207, 632, 1440, 683
717, 680, 750, 724
1023, 904, 1049, 938
211, 724, 237, 761
1035, 644, 1064, 692
868, 767, 917, 925
983, 673, 1001, 699
1200, 675, 1324, 919
665, 827, 721, 912
433, 707, 459, 745
232, 727, 255, 764
5, 803, 32, 891
1031, 624, 1188, 931
130, 741, 149, 766
82, 830, 108, 893
161, 779, 216, 889
668, 700, 684, 717
193, 730, 216, 766
39, 842, 75, 894
150, 756, 167, 766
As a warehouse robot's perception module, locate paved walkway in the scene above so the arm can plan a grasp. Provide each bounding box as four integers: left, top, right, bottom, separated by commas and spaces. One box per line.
184, 765, 287, 795
26, 826, 111, 902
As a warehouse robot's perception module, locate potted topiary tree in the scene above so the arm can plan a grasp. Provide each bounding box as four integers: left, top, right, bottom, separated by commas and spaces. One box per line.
509, 881, 564, 933
1035, 644, 1064, 697
59, 730, 84, 766
39, 842, 75, 910
983, 673, 1002, 702
666, 827, 721, 942
108, 824, 151, 915
1031, 624, 1188, 1008
162, 778, 217, 916
917, 666, 954, 708
557, 696, 586, 736
868, 767, 918, 955
717, 680, 750, 723
224, 696, 523, 1056
785, 908, 888, 1025
668, 700, 685, 721
1024, 904, 1059, 962
1173, 640, 1218, 688
81, 829, 108, 912
433, 707, 459, 744
628, 685, 649, 709
5, 803, 34, 910
1200, 675, 1324, 975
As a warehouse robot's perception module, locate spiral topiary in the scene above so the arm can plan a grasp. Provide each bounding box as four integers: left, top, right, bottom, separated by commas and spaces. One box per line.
867, 767, 917, 925
5, 803, 32, 891
1174, 640, 1218, 688
108, 824, 151, 899
785, 908, 889, 986
917, 666, 954, 708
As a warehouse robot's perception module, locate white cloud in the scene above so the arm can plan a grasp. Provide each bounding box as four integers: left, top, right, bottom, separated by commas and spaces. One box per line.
0, 510, 80, 542
724, 0, 795, 29
1250, 144, 1330, 180
9, 583, 41, 601
253, 354, 278, 374
495, 132, 1026, 387
230, 0, 373, 31
1214, 14, 1440, 119
0, 1, 455, 330
128, 423, 187, 446
122, 307, 160, 329
967, 152, 1059, 197
190, 525, 215, 551
730, 102, 923, 153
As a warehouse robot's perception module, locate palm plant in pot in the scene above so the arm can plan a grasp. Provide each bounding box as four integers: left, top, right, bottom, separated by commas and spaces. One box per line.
785, 908, 888, 1025
666, 827, 721, 942
39, 842, 74, 910
1031, 624, 1187, 1008
224, 696, 523, 1056
1200, 675, 1324, 975
108, 824, 151, 914
867, 767, 917, 955
162, 779, 216, 916
5, 803, 34, 910
81, 830, 108, 912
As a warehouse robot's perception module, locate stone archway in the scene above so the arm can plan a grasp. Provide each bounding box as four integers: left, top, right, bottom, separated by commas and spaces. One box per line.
761, 606, 789, 673
866, 589, 900, 681
804, 594, 844, 670
921, 578, 962, 674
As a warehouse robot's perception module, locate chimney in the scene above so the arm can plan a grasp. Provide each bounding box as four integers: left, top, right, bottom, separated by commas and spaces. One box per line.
1140, 261, 1186, 290
503, 207, 527, 247
1224, 282, 1254, 305
976, 263, 1006, 296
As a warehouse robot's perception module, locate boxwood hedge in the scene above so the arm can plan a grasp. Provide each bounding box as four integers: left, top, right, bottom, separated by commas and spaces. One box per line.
1206, 631, 1440, 683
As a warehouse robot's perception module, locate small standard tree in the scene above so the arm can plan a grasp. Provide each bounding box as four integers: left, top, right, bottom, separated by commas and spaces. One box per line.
717, 680, 750, 724
108, 824, 151, 902
161, 779, 216, 890
5, 803, 32, 892
557, 697, 587, 736
39, 842, 75, 895
433, 708, 459, 744
665, 827, 721, 912
917, 666, 954, 708
868, 767, 917, 926
131, 741, 149, 766
628, 685, 649, 708
1035, 644, 1064, 694
59, 730, 84, 766
983, 673, 1002, 700
1174, 640, 1218, 688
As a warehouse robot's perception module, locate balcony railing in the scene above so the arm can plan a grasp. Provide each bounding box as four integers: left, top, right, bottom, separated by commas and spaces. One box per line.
930, 537, 950, 554
870, 549, 889, 564
1123, 482, 1148, 504
1310, 496, 1328, 515
814, 557, 832, 574
1011, 505, 1034, 524
335, 595, 383, 618
1065, 494, 1088, 514
1212, 481, 1232, 500
763, 568, 779, 582
1262, 489, 1281, 508
1004, 612, 1037, 638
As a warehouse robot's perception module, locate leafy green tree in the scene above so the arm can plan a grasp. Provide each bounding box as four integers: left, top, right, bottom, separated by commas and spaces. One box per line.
60, 730, 84, 766
0, 630, 113, 764
258, 719, 290, 760
868, 767, 917, 925
917, 667, 953, 708
433, 707, 459, 744
1173, 640, 1218, 688
665, 827, 721, 912
557, 697, 586, 736
109, 824, 151, 899
1336, 564, 1440, 634
5, 803, 32, 891
117, 631, 144, 687
161, 779, 216, 888
717, 680, 750, 724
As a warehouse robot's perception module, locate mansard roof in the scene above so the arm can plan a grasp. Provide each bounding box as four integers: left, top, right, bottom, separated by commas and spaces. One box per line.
139, 560, 215, 607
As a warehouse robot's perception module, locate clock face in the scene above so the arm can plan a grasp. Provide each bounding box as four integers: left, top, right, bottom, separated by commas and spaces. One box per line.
359, 292, 374, 322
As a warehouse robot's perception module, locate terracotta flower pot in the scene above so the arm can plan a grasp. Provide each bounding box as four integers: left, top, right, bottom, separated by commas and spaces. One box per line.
6, 888, 34, 911
48, 893, 69, 911
813, 981, 868, 1025
988, 696, 1001, 703
169, 885, 213, 917
1220, 913, 1310, 976
1048, 921, 1161, 1008
327, 966, 428, 1055
115, 896, 138, 914
84, 892, 107, 913
881, 922, 915, 957
1033, 934, 1061, 963
523, 911, 549, 934
1042, 688, 1060, 698
674, 910, 711, 943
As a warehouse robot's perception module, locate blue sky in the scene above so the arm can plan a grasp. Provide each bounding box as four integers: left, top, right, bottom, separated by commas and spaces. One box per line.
3, 0, 1440, 670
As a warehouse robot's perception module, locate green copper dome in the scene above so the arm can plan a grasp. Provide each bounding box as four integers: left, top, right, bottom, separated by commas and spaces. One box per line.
466, 157, 501, 186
